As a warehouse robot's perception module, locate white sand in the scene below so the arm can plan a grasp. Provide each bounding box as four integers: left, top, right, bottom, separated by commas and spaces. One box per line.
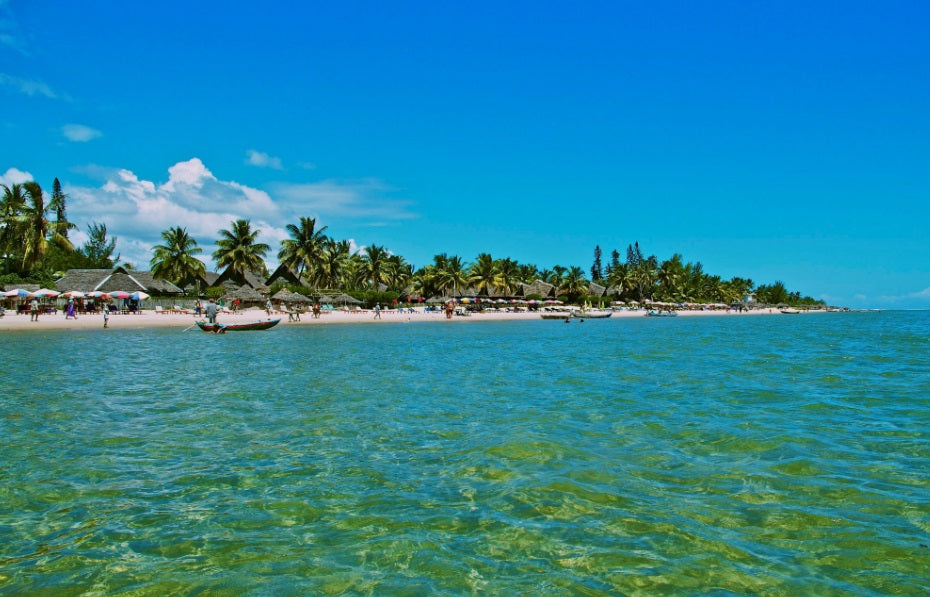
0, 306, 787, 332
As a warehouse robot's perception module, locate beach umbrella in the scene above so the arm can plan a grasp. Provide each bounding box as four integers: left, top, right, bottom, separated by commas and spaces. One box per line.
3, 289, 30, 297
130, 291, 150, 300
107, 290, 131, 299
30, 288, 61, 298
61, 291, 85, 298
85, 291, 105, 298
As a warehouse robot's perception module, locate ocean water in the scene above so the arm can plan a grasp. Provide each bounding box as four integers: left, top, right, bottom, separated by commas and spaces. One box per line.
1, 311, 929, 595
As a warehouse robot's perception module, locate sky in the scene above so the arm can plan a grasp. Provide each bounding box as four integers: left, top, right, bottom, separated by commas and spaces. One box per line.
1, 0, 928, 308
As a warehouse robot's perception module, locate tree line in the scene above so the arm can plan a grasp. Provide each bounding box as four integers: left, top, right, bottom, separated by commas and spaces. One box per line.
2, 177, 822, 306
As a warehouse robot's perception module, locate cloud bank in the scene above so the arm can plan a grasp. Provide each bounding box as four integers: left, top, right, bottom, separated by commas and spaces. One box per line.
62, 123, 102, 142
60, 157, 418, 271
245, 150, 283, 170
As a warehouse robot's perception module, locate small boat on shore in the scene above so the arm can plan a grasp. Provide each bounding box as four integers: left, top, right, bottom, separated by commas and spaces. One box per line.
540, 312, 571, 320
196, 318, 281, 333
780, 308, 801, 315
572, 310, 612, 319
646, 310, 677, 317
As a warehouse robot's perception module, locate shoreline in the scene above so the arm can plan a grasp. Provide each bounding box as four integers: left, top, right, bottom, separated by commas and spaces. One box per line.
0, 306, 807, 332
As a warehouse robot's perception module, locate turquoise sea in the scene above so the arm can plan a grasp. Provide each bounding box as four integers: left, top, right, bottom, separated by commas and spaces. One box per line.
1, 311, 929, 595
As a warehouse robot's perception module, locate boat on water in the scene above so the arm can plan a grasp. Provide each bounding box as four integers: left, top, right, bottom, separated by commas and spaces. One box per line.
196, 318, 281, 333
572, 310, 612, 319
540, 312, 571, 320
646, 310, 677, 317
780, 308, 801, 315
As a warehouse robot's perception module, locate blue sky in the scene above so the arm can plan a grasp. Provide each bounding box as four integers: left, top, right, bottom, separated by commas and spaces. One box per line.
1, 1, 928, 308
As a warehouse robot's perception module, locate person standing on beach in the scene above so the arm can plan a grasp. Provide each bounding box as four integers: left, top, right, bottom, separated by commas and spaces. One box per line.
205, 298, 218, 324
265, 298, 272, 316
66, 298, 77, 320
29, 297, 39, 321
103, 303, 110, 328
373, 303, 381, 319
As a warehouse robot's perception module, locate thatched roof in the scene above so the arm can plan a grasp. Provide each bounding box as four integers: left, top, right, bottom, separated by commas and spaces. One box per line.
266, 264, 307, 287
213, 267, 267, 291
226, 286, 265, 301
521, 279, 555, 298
272, 288, 311, 303
324, 292, 361, 305
55, 267, 183, 294
588, 282, 606, 297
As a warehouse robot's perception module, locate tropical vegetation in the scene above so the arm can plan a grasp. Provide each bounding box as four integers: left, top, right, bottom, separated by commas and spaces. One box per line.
1, 175, 824, 307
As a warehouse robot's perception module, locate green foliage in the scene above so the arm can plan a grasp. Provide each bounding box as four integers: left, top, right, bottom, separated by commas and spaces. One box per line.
82, 222, 119, 268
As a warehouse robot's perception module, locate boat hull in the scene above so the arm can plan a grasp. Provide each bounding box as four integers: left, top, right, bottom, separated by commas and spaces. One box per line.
572, 311, 612, 319
540, 313, 571, 320
196, 318, 281, 332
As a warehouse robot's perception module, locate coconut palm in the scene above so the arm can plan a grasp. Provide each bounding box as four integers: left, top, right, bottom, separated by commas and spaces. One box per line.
435, 254, 468, 297
494, 258, 521, 296
0, 183, 28, 262
19, 181, 74, 273
278, 216, 329, 283
213, 219, 269, 278
560, 266, 589, 299
318, 239, 351, 289
606, 262, 635, 300
361, 244, 390, 288
384, 254, 413, 291
150, 226, 205, 286
468, 253, 498, 296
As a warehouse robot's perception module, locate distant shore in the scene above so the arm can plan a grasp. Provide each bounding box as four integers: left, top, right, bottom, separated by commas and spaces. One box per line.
0, 306, 804, 332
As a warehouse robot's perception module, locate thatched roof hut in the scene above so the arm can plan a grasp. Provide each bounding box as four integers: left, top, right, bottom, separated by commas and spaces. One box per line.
588, 282, 606, 297
55, 267, 183, 295
520, 279, 555, 298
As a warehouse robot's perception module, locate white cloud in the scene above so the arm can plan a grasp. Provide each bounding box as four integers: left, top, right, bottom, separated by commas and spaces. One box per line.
60, 158, 419, 272
271, 179, 418, 223
245, 150, 283, 170
65, 158, 286, 271
62, 123, 102, 142
0, 166, 32, 186
0, 73, 55, 97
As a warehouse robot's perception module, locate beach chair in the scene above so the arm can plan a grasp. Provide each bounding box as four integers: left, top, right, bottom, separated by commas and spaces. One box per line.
155, 306, 167, 315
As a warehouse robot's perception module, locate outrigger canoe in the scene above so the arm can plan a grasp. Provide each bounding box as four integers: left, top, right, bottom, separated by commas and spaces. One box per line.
196, 318, 281, 333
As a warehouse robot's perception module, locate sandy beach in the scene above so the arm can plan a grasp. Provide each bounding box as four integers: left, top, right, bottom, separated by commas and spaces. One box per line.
0, 306, 794, 332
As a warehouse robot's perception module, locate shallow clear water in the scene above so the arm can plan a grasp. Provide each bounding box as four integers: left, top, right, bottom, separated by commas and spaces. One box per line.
1, 312, 929, 594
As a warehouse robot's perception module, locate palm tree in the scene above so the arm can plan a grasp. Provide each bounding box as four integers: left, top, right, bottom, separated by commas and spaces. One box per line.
494, 258, 521, 296
435, 254, 468, 297
384, 254, 413, 291
19, 181, 74, 274
468, 253, 497, 296
278, 216, 329, 283
213, 219, 269, 278
362, 244, 390, 288
657, 254, 684, 302
318, 239, 351, 289
151, 226, 206, 286
0, 183, 27, 263
560, 266, 589, 299
606, 262, 635, 300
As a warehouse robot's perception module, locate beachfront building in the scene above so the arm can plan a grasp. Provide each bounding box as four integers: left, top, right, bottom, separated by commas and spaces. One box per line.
55, 267, 184, 296
520, 279, 556, 299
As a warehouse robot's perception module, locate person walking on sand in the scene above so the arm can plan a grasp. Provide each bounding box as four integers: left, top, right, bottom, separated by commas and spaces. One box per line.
65, 298, 77, 320
103, 303, 110, 328
29, 297, 39, 321
205, 298, 218, 324
265, 298, 272, 316
373, 303, 381, 320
